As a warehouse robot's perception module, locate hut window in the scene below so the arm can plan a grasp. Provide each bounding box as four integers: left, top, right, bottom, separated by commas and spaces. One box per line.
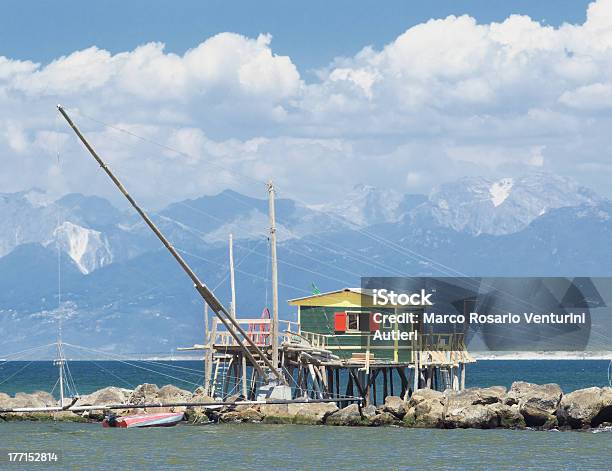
346, 312, 360, 332
382, 316, 392, 329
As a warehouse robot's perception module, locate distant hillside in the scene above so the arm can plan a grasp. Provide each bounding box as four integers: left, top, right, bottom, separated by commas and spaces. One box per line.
0, 173, 610, 356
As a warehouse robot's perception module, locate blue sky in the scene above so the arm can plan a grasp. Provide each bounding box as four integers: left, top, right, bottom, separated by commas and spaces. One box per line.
0, 1, 591, 73
1, 0, 612, 206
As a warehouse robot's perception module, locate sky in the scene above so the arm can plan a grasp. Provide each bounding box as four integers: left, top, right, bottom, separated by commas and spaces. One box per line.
1, 0, 611, 207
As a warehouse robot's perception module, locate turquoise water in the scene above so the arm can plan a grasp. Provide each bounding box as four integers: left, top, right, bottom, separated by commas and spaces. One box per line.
0, 360, 609, 397
0, 422, 610, 471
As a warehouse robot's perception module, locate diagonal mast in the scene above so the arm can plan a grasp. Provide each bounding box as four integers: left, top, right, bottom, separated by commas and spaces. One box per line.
57, 105, 284, 384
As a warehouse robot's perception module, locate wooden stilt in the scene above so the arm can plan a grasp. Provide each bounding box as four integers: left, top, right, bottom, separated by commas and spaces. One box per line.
383, 368, 388, 400
241, 355, 248, 397
350, 369, 367, 404
371, 369, 378, 405
398, 367, 409, 400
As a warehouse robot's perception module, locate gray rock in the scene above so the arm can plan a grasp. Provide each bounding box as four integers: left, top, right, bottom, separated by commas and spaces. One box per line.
506, 382, 562, 428
473, 386, 506, 405
288, 402, 338, 424
158, 385, 191, 402
74, 387, 130, 407
488, 403, 526, 429
445, 404, 499, 429
0, 393, 11, 408
326, 404, 373, 426
404, 389, 445, 428
128, 383, 160, 405
557, 387, 612, 428
258, 403, 293, 423
185, 388, 216, 422
371, 411, 398, 427
381, 396, 408, 418
190, 387, 215, 404
29, 391, 56, 407
220, 407, 263, 423
7, 392, 55, 409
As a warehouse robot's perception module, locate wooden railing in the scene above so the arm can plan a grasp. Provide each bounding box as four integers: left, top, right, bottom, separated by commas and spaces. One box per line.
294, 330, 474, 365
297, 330, 327, 348
212, 318, 299, 347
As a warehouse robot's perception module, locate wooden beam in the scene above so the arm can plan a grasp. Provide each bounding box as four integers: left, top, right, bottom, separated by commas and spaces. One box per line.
268, 181, 280, 371
57, 105, 284, 383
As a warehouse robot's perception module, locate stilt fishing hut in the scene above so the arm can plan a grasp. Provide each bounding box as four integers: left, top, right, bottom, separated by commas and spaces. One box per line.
57, 104, 473, 407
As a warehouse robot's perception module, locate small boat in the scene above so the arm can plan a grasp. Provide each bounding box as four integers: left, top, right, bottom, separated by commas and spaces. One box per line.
102, 412, 184, 428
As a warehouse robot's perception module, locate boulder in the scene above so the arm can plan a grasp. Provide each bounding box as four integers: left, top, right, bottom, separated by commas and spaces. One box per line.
259, 404, 295, 424
158, 385, 191, 402
0, 393, 11, 408
443, 387, 510, 429
30, 391, 56, 407
128, 383, 160, 405
220, 407, 263, 423
370, 411, 399, 427
288, 402, 338, 425
189, 387, 215, 405
445, 404, 499, 429
557, 387, 612, 429
11, 392, 53, 408
74, 387, 130, 407
444, 387, 505, 406
381, 396, 408, 419
185, 388, 216, 423
155, 385, 192, 412
326, 404, 374, 426
473, 386, 506, 405
184, 406, 212, 424
488, 403, 526, 429
506, 382, 562, 428
259, 402, 340, 425
404, 389, 445, 428
123, 383, 162, 414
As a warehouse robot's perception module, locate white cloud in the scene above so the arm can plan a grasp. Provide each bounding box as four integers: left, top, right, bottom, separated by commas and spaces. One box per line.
2, 1, 612, 206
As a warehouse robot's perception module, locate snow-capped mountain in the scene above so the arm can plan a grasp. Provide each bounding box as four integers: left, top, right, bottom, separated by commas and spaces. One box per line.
0, 190, 129, 274
313, 184, 426, 226
410, 173, 603, 235
1, 173, 611, 355
156, 189, 345, 244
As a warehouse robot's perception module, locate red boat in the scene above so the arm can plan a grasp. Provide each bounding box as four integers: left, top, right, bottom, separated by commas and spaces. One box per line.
102, 412, 184, 428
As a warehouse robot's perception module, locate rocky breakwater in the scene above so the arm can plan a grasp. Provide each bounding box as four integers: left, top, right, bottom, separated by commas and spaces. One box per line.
209, 381, 611, 431
2, 382, 612, 431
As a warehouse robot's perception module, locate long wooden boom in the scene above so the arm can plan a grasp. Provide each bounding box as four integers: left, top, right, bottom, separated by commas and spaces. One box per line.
57, 105, 284, 384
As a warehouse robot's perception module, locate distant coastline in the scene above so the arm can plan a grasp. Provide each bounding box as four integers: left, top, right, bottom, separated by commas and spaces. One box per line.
472, 351, 612, 360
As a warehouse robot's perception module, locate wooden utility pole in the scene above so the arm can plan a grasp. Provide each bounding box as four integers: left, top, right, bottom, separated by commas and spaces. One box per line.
203, 304, 212, 393
57, 105, 285, 383
267, 181, 279, 371
229, 234, 236, 318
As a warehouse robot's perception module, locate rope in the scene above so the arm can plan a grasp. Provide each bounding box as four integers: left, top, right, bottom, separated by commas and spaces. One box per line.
63, 343, 202, 388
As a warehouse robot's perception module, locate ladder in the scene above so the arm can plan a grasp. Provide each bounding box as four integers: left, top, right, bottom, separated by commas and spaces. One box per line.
211, 354, 232, 399
440, 367, 452, 391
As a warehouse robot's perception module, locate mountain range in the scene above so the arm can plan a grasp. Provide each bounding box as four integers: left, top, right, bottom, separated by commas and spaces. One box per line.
1, 172, 610, 356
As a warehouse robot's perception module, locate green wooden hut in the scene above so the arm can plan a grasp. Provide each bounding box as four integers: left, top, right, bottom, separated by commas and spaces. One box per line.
288, 288, 423, 363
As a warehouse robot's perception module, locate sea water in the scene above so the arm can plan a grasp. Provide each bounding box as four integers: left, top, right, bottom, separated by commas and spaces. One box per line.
1, 360, 611, 470
0, 422, 610, 470
0, 360, 609, 397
